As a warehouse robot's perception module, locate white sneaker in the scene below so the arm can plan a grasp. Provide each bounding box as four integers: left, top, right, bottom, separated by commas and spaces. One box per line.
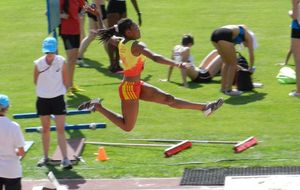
253, 82, 264, 88
288, 91, 300, 97
223, 89, 242, 96
77, 59, 89, 67
61, 159, 73, 170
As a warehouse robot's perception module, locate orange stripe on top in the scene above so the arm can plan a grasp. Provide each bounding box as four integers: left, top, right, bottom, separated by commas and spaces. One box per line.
118, 40, 146, 77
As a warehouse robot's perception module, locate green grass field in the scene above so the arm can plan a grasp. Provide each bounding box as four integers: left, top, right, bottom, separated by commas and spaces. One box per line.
2, 0, 300, 179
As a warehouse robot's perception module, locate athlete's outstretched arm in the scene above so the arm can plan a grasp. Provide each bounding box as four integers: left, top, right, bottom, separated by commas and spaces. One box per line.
133, 42, 185, 68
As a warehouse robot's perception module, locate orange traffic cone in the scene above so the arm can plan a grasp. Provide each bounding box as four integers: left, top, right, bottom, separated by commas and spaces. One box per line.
96, 146, 109, 161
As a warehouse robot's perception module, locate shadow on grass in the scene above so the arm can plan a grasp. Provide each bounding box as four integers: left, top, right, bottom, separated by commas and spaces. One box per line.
167, 78, 221, 89
45, 166, 86, 189
224, 91, 267, 105
78, 58, 123, 80
66, 128, 86, 139
142, 74, 153, 82
189, 79, 221, 89
66, 93, 91, 109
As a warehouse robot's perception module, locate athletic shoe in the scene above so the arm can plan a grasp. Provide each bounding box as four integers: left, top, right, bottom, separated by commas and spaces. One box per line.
66, 89, 76, 97
37, 157, 51, 167
223, 89, 242, 96
289, 91, 300, 97
77, 98, 102, 111
203, 98, 224, 117
61, 158, 73, 170
253, 82, 264, 88
70, 84, 85, 92
77, 59, 89, 68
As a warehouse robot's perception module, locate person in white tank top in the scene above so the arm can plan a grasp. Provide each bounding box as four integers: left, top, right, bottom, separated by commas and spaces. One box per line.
33, 37, 72, 169
0, 94, 25, 190
163, 34, 223, 88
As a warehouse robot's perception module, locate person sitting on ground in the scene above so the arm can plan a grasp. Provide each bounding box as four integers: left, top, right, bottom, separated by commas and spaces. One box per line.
163, 34, 222, 88
0, 94, 25, 190
77, 15, 224, 132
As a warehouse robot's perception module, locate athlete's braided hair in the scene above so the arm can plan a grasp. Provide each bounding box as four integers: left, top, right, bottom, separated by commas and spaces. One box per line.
97, 18, 134, 43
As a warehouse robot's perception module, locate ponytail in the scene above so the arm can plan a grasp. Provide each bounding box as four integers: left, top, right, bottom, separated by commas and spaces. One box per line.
97, 27, 117, 43
97, 18, 134, 43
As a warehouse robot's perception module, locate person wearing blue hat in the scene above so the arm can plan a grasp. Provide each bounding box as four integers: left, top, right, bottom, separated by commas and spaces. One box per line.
33, 37, 72, 169
0, 94, 25, 190
0, 94, 10, 110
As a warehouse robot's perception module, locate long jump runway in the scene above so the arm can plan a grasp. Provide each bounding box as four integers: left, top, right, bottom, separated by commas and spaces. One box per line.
22, 178, 223, 190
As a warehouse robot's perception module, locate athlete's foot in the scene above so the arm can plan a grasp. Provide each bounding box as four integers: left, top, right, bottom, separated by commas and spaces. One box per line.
203, 98, 224, 117
78, 98, 102, 111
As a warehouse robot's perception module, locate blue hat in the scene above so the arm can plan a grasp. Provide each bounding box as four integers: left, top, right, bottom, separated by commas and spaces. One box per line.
42, 37, 57, 53
0, 94, 9, 108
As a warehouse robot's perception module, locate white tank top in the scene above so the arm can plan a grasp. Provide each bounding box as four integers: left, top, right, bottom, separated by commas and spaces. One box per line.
34, 55, 66, 98
172, 45, 195, 65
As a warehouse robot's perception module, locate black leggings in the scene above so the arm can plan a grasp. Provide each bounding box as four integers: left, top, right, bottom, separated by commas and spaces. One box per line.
0, 177, 21, 190
211, 28, 233, 43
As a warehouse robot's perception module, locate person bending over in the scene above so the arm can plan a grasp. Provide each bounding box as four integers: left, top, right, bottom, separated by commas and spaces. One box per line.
211, 24, 257, 96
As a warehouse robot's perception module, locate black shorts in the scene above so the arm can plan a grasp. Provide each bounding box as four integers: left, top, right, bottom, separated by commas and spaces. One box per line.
291, 28, 300, 39
36, 95, 66, 116
61, 34, 80, 50
192, 70, 212, 83
211, 28, 233, 43
107, 0, 126, 14
0, 177, 21, 190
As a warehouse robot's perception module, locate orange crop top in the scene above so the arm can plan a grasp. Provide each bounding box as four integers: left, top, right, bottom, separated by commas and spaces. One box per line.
118, 39, 146, 77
